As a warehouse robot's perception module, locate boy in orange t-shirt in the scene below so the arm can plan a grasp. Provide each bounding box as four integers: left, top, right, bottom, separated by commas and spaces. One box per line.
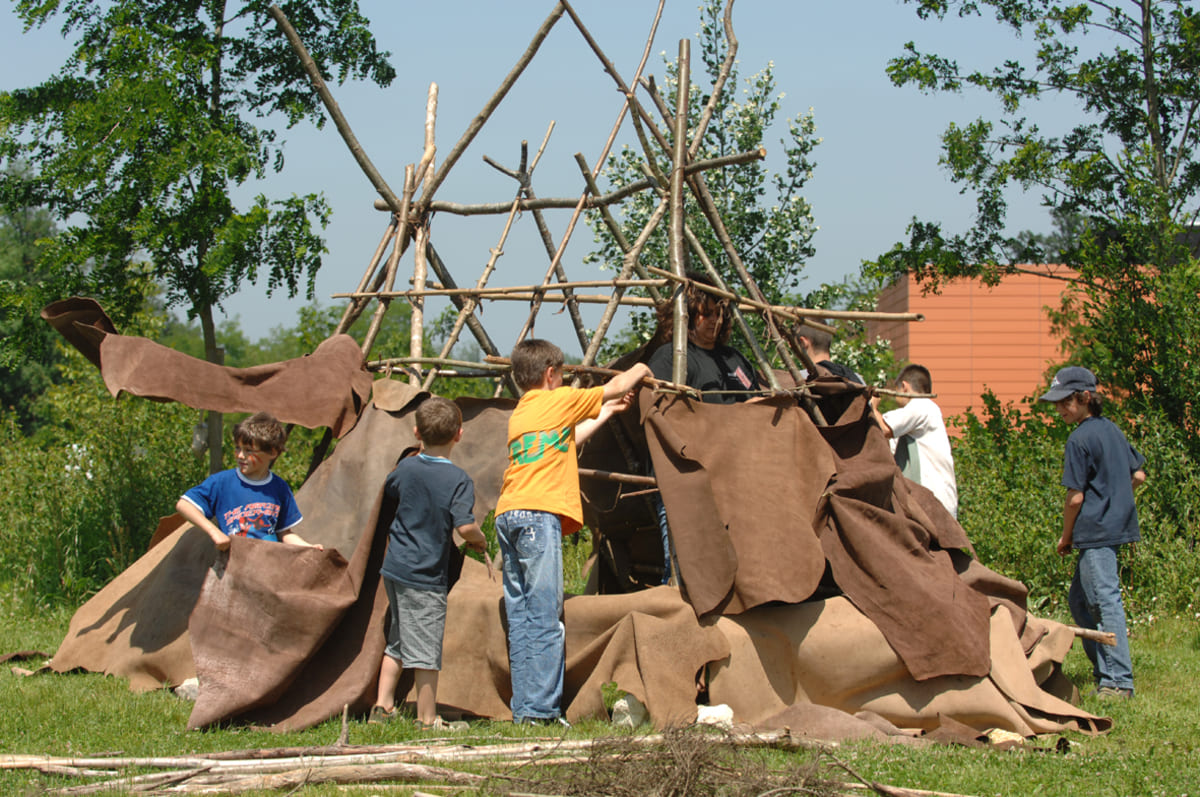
495, 339, 649, 725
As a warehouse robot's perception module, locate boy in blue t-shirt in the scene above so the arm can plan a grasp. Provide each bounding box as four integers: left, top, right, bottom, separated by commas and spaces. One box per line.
1040, 366, 1146, 699
176, 411, 321, 551
369, 396, 487, 731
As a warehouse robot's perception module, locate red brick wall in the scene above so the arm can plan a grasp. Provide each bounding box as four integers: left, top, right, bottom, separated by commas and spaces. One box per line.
869, 268, 1075, 426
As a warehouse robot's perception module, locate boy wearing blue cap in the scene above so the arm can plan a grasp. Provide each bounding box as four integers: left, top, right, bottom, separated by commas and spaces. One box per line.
1040, 366, 1146, 699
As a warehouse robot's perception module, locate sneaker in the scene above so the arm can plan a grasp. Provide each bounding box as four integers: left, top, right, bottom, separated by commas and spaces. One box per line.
516, 715, 571, 729
417, 716, 470, 732
1095, 686, 1134, 700
367, 705, 395, 725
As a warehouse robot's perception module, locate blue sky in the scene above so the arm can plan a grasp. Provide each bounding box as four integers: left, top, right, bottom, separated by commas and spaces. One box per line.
2, 1, 1072, 348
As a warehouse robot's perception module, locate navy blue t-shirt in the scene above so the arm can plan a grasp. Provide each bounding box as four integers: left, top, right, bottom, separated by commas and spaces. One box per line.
380, 453, 476, 591
1062, 416, 1146, 548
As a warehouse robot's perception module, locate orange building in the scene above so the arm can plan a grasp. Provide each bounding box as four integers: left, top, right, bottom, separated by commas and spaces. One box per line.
869, 267, 1076, 426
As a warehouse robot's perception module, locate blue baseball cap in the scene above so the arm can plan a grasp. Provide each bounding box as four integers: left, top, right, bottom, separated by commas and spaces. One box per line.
1039, 366, 1098, 402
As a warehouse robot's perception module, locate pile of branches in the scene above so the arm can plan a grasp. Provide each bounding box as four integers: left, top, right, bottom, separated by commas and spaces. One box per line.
2, 725, 978, 796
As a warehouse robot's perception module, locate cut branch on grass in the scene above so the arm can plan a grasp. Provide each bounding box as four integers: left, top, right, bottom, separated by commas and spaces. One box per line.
19, 728, 992, 797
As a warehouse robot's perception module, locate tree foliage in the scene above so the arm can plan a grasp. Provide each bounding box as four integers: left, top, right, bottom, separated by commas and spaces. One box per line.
0, 163, 63, 430
0, 0, 393, 365
586, 0, 819, 361
870, 0, 1200, 441
1, 0, 394, 467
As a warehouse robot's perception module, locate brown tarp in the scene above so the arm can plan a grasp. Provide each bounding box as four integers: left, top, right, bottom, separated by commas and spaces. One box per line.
641, 392, 835, 618
44, 324, 1105, 736
40, 298, 371, 437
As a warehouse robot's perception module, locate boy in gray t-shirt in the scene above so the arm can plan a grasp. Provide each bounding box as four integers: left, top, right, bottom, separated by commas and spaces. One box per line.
369, 397, 487, 730
1041, 366, 1146, 699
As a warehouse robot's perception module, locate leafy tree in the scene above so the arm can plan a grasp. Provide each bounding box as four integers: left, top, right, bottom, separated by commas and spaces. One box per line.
871, 0, 1200, 442
0, 0, 395, 469
0, 163, 62, 430
587, 0, 819, 362
0, 351, 206, 605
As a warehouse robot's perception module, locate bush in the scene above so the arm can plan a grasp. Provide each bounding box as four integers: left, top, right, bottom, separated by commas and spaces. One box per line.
954, 391, 1200, 616
0, 353, 206, 607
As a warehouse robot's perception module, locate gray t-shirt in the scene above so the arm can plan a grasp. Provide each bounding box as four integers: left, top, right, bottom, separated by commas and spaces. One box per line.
380, 453, 476, 591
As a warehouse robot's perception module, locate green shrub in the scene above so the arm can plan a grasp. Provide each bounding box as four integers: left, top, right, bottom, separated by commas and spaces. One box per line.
0, 354, 206, 607
954, 391, 1200, 616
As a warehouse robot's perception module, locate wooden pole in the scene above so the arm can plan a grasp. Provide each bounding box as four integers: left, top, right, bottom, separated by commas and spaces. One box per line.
578, 468, 658, 487
575, 153, 664, 369
423, 242, 519, 397
422, 131, 552, 392
410, 218, 429, 385
510, 1, 668, 352
687, 0, 737, 160
266, 5, 403, 212
332, 283, 922, 327
362, 165, 414, 357
409, 85, 438, 383
669, 38, 690, 387
372, 149, 765, 216
1068, 625, 1118, 647
415, 3, 566, 209
336, 216, 397, 336
483, 129, 590, 354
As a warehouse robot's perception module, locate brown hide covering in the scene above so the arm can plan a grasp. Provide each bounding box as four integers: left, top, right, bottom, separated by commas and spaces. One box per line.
47, 353, 1104, 735
709, 598, 1108, 736
40, 298, 371, 437
50, 384, 727, 730
433, 563, 731, 727
641, 381, 991, 682
50, 526, 214, 690
641, 392, 835, 617
810, 383, 992, 680
187, 539, 356, 727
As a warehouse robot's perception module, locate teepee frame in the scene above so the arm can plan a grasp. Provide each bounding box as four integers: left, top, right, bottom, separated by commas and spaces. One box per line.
268, 0, 922, 414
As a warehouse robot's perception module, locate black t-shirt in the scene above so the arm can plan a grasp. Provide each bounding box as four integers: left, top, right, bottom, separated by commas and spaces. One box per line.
816, 359, 864, 385
647, 340, 761, 404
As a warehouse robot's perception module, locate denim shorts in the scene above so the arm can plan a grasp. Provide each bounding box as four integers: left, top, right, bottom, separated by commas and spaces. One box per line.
383, 578, 447, 670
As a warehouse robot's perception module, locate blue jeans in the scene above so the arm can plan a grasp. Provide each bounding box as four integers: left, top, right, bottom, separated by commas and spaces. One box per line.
651, 493, 673, 585
1068, 545, 1134, 692
496, 510, 565, 721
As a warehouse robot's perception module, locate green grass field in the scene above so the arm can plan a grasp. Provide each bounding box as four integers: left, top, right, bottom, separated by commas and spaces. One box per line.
2, 589, 1197, 796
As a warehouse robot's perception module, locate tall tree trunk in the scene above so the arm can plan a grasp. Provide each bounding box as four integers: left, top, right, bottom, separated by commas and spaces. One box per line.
199, 301, 223, 474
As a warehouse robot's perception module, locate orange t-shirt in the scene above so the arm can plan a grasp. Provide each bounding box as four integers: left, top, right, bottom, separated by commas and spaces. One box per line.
494, 385, 604, 534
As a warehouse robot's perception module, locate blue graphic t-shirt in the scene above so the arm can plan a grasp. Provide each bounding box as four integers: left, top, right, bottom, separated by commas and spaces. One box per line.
181, 468, 303, 542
